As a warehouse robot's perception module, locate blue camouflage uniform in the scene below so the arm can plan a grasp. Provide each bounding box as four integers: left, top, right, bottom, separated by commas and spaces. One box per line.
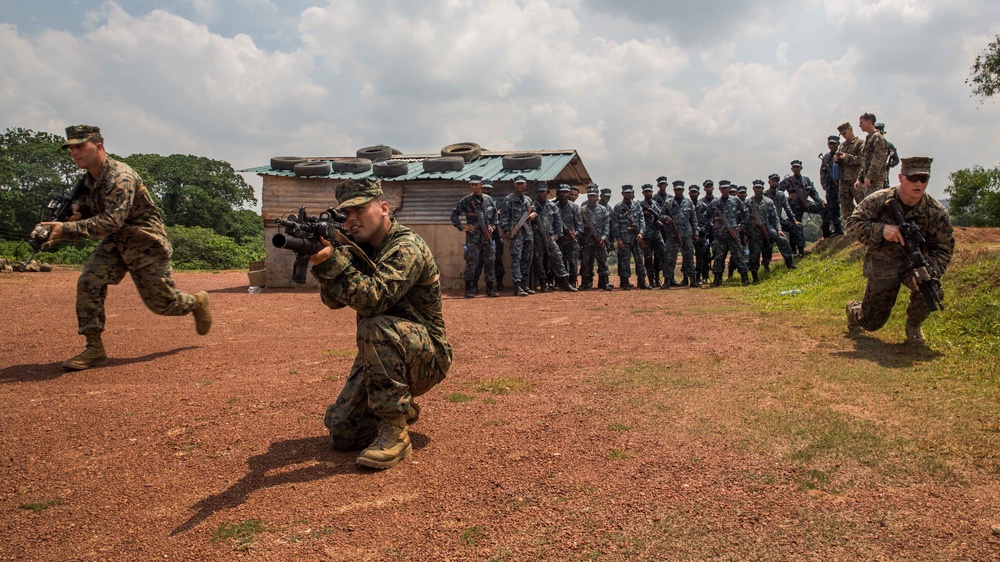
612, 186, 647, 288
497, 176, 535, 294
639, 185, 668, 287
530, 183, 569, 291
579, 186, 612, 289
556, 185, 583, 287
449, 177, 497, 293
746, 180, 792, 280
664, 181, 698, 286
708, 190, 749, 282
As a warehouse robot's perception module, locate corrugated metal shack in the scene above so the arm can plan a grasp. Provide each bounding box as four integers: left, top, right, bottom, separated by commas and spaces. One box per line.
245, 149, 593, 289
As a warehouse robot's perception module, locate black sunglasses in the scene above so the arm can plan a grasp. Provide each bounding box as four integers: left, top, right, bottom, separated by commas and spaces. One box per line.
905, 174, 930, 184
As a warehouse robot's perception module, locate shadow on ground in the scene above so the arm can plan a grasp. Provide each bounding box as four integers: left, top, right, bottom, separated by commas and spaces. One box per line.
833, 334, 944, 368
0, 346, 199, 383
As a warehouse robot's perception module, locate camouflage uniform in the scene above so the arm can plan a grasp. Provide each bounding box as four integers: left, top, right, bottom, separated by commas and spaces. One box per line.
845, 186, 953, 336
498, 191, 535, 289
62, 157, 197, 335
820, 145, 844, 237
859, 130, 889, 201
313, 219, 452, 451
639, 197, 667, 286
664, 192, 698, 285
450, 192, 497, 289
708, 196, 749, 277
531, 197, 569, 289
612, 198, 646, 287
763, 183, 796, 269
579, 200, 611, 288
746, 193, 789, 279
695, 192, 715, 282
557, 198, 583, 286
836, 135, 865, 220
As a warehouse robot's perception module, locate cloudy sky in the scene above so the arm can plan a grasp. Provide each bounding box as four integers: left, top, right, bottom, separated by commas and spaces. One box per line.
2, 0, 1000, 207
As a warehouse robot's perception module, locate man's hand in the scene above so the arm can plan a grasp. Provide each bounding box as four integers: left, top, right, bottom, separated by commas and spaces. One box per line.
489, 225, 495, 234
309, 237, 334, 265
598, 239, 606, 249
462, 225, 475, 233
503, 231, 511, 241
528, 211, 537, 220
636, 233, 643, 242
39, 222, 65, 244
864, 178, 872, 189
882, 224, 905, 245
616, 239, 624, 250
854, 179, 861, 190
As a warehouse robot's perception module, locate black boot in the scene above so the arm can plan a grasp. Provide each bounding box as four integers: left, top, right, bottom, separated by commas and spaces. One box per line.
620, 276, 632, 291
751, 270, 759, 284
579, 277, 593, 290
464, 281, 475, 298
711, 273, 723, 287
690, 275, 701, 288
514, 282, 528, 297
638, 278, 651, 290
763, 263, 770, 273
681, 274, 688, 286
486, 282, 499, 297
558, 277, 577, 292
741, 272, 751, 286
784, 256, 797, 270
600, 275, 613, 291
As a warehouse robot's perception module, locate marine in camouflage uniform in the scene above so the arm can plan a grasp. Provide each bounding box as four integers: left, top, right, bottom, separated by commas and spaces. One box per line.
43, 125, 211, 371
857, 113, 889, 202
579, 184, 612, 290
498, 175, 536, 297
311, 178, 452, 469
449, 175, 498, 298
707, 182, 750, 286
746, 180, 794, 282
482, 180, 506, 290
834, 121, 865, 222
530, 182, 575, 292
556, 184, 583, 288
639, 184, 668, 288
876, 123, 900, 190
845, 157, 953, 347
819, 135, 844, 237
663, 180, 699, 287
612, 185, 648, 290
695, 180, 716, 284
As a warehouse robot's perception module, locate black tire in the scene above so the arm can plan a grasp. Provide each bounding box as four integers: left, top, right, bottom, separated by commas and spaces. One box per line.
373, 159, 409, 177
502, 152, 542, 170
391, 148, 403, 155
357, 145, 393, 161
331, 158, 373, 174
421, 156, 465, 173
441, 142, 481, 162
271, 156, 307, 171
293, 160, 332, 177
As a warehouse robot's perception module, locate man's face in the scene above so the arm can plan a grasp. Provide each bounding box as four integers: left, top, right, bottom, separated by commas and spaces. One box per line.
689, 190, 698, 201
622, 191, 634, 202
470, 182, 483, 196
841, 126, 854, 141
768, 178, 779, 189
342, 198, 390, 245
704, 186, 714, 197
792, 166, 802, 176
719, 187, 730, 199
898, 172, 929, 205
600, 195, 610, 204
859, 118, 874, 133
557, 190, 567, 201
753, 186, 764, 198
658, 183, 668, 193
828, 141, 839, 152
536, 189, 549, 201
587, 193, 599, 205
643, 191, 652, 200
68, 140, 103, 170
514, 181, 526, 193
569, 190, 580, 202
736, 191, 746, 201
674, 188, 684, 198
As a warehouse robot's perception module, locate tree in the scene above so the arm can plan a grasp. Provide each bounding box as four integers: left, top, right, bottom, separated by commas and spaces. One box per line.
968, 35, 1000, 100
946, 165, 1000, 227
0, 128, 79, 238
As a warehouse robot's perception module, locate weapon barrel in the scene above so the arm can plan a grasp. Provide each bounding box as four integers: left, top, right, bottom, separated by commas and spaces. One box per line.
272, 233, 324, 255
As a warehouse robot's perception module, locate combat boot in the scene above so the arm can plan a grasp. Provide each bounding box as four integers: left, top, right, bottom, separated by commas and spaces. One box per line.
486, 283, 499, 298
670, 278, 682, 287
62, 333, 107, 371
599, 275, 612, 291
525, 284, 536, 295
711, 273, 723, 287
405, 401, 421, 425
846, 301, 864, 335
514, 282, 529, 297
904, 322, 926, 347
619, 276, 632, 291
356, 415, 411, 470
741, 272, 751, 286
750, 270, 759, 284
784, 256, 797, 270
558, 277, 577, 292
496, 279, 506, 292
681, 274, 688, 286
579, 278, 593, 290
193, 291, 212, 335
763, 263, 771, 273
464, 281, 475, 298
690, 275, 701, 288
637, 278, 651, 290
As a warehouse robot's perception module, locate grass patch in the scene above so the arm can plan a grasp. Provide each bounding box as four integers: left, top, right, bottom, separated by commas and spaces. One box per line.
460, 525, 487, 545
446, 393, 473, 403
18, 498, 61, 512
212, 519, 266, 551
599, 359, 717, 390
608, 449, 628, 460
473, 376, 533, 395
323, 349, 355, 357
608, 422, 630, 432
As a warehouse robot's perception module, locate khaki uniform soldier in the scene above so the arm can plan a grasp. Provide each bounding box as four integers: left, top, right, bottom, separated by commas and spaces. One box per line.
41, 125, 211, 371
310, 178, 452, 469
834, 121, 865, 222
856, 112, 889, 201
845, 157, 954, 347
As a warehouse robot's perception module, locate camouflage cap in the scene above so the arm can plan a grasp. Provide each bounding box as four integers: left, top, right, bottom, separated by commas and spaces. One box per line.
837, 122, 852, 134
621, 184, 634, 193
768, 173, 780, 181
688, 185, 699, 192
513, 175, 527, 184
875, 122, 886, 132
737, 185, 747, 193
672, 180, 685, 188
900, 156, 932, 176
558, 184, 572, 192
61, 124, 103, 149
641, 183, 653, 192
570, 185, 580, 192
703, 179, 714, 187
335, 177, 383, 210
468, 174, 483, 184
752, 179, 765, 187
827, 135, 840, 143
656, 175, 669, 185
790, 159, 803, 167
600, 187, 612, 195
718, 180, 731, 187
587, 184, 600, 195
482, 178, 494, 188
535, 181, 549, 192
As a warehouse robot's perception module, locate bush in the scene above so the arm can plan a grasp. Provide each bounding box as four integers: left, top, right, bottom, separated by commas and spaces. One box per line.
167, 225, 261, 270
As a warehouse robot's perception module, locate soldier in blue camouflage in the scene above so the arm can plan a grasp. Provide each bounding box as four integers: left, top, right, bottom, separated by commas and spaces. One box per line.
707, 181, 750, 286
694, 180, 716, 284
746, 180, 794, 283
653, 176, 670, 208
40, 125, 211, 371
450, 174, 498, 298
612, 185, 648, 290
498, 175, 536, 297
763, 173, 797, 272
556, 184, 583, 288
639, 184, 668, 288
726, 186, 750, 279
309, 177, 452, 469
530, 182, 575, 292
663, 180, 699, 288
845, 157, 953, 347
579, 184, 613, 291
819, 135, 845, 238
482, 179, 506, 291
780, 161, 826, 257
599, 187, 617, 288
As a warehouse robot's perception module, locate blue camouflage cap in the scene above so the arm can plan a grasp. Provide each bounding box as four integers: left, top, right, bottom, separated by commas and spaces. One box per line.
689, 184, 699, 192
703, 179, 714, 187
718, 180, 731, 187
587, 184, 599, 195
535, 181, 549, 192
557, 184, 572, 192
600, 187, 612, 195
737, 185, 747, 193
672, 180, 685, 188
482, 178, 493, 188
827, 135, 840, 143
656, 176, 669, 185
752, 179, 765, 187
621, 184, 634, 193
790, 160, 803, 168
768, 173, 780, 181
513, 175, 527, 184
641, 183, 653, 192
469, 174, 483, 183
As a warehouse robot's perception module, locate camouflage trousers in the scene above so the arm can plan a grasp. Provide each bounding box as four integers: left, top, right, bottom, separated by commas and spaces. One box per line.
617, 239, 646, 280
463, 235, 495, 285
785, 220, 806, 255
507, 229, 533, 284
491, 235, 505, 284
533, 231, 568, 280
712, 234, 747, 275
847, 276, 939, 332
558, 236, 580, 282
760, 231, 795, 268
325, 315, 450, 451
664, 234, 695, 279
642, 232, 667, 281
839, 178, 858, 225
696, 233, 713, 278
580, 239, 610, 281
822, 184, 843, 237
76, 242, 196, 335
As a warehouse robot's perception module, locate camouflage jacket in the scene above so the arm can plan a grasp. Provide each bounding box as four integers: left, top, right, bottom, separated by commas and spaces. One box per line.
311, 219, 452, 366
779, 174, 824, 206
845, 187, 954, 281
63, 157, 170, 270
639, 199, 665, 238
706, 196, 749, 240
859, 131, 889, 188
580, 202, 611, 245
664, 195, 699, 239
600, 202, 617, 240
765, 187, 795, 225
652, 191, 670, 209
532, 199, 563, 239
450, 194, 496, 241
746, 196, 780, 239
557, 200, 583, 241
498, 192, 534, 235
820, 151, 837, 193
697, 195, 716, 236
836, 137, 864, 182
612, 200, 646, 245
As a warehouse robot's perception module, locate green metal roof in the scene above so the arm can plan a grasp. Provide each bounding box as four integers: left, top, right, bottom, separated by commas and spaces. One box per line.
242, 151, 579, 183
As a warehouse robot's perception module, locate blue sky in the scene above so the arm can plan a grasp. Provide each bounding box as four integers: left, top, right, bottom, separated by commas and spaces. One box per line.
2, 0, 999, 206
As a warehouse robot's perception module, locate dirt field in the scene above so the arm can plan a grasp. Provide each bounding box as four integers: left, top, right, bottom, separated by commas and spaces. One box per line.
1, 256, 998, 560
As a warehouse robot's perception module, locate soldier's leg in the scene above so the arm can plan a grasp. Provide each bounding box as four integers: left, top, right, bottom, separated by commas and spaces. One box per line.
748, 237, 762, 275
903, 283, 941, 344
548, 239, 568, 278
617, 243, 633, 286
847, 277, 901, 332
509, 235, 523, 285
642, 243, 654, 285
482, 239, 497, 285
681, 238, 696, 281
130, 259, 198, 318
631, 243, 647, 280
663, 238, 679, 283
494, 238, 505, 288
711, 238, 729, 274
76, 243, 129, 335
579, 243, 595, 288
827, 186, 843, 235
839, 179, 856, 224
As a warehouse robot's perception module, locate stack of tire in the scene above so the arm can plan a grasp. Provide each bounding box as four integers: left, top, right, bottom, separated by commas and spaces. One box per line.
270, 156, 332, 178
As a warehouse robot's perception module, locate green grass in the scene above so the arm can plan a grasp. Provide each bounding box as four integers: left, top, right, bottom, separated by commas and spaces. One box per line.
212, 519, 266, 551
446, 393, 473, 403
473, 376, 533, 395
18, 499, 61, 512
323, 349, 355, 357
608, 449, 628, 460
460, 525, 488, 545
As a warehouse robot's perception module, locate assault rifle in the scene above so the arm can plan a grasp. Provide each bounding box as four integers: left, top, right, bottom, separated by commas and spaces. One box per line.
272, 206, 350, 284
747, 199, 773, 259
624, 205, 646, 249
713, 202, 743, 244
661, 201, 682, 244
471, 198, 494, 247
580, 206, 609, 262
22, 175, 92, 271
886, 198, 944, 312
509, 197, 532, 237
530, 200, 551, 260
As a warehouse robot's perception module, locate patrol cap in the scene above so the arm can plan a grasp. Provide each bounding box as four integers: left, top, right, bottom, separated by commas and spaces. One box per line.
621, 184, 634, 193
62, 124, 103, 149
737, 185, 747, 193
790, 160, 803, 168
335, 177, 383, 210
827, 135, 840, 144
570, 185, 580, 192
482, 178, 493, 188
837, 122, 852, 134
672, 180, 685, 188
688, 185, 700, 193
768, 173, 781, 181
656, 176, 669, 185
468, 174, 483, 184
752, 179, 765, 187
900, 156, 932, 176
557, 184, 572, 193
718, 180, 731, 188
875, 122, 886, 132
703, 179, 714, 187
600, 187, 612, 195
587, 184, 600, 195
513, 175, 527, 184
535, 181, 549, 192
641, 183, 653, 192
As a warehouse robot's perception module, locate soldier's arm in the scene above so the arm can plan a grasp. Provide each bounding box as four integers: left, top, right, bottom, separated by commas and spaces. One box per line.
842, 143, 863, 166
62, 174, 135, 240
844, 193, 886, 247
450, 198, 465, 230
311, 239, 420, 317
497, 198, 511, 231
924, 208, 956, 275
869, 137, 889, 188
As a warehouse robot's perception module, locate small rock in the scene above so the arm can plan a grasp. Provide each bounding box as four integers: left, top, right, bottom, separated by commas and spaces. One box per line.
992, 525, 1000, 536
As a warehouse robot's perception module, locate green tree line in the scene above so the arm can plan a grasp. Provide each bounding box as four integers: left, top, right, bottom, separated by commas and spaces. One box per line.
0, 127, 263, 269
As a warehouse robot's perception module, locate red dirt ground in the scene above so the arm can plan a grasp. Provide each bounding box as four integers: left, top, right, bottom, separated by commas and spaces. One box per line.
1, 231, 999, 560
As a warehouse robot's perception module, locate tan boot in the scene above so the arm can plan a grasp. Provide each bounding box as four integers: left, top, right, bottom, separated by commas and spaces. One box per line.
905, 323, 926, 347
62, 334, 108, 371
846, 302, 864, 335
356, 416, 411, 470
405, 401, 421, 425
192, 291, 212, 335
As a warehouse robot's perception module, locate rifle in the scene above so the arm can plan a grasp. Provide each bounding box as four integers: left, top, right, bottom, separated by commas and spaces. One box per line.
471, 198, 494, 246
22, 175, 92, 271
272, 206, 376, 284
509, 196, 532, 237
624, 204, 646, 249
530, 200, 551, 261
580, 205, 609, 263
713, 201, 746, 247
886, 197, 945, 312
662, 200, 682, 244
747, 199, 773, 259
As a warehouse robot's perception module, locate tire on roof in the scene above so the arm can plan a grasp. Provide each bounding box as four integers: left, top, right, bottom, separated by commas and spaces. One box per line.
293, 160, 332, 177
271, 156, 308, 171
441, 142, 481, 162
331, 158, 373, 174
373, 159, 409, 177
422, 156, 465, 173
501, 152, 543, 171
357, 145, 394, 161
